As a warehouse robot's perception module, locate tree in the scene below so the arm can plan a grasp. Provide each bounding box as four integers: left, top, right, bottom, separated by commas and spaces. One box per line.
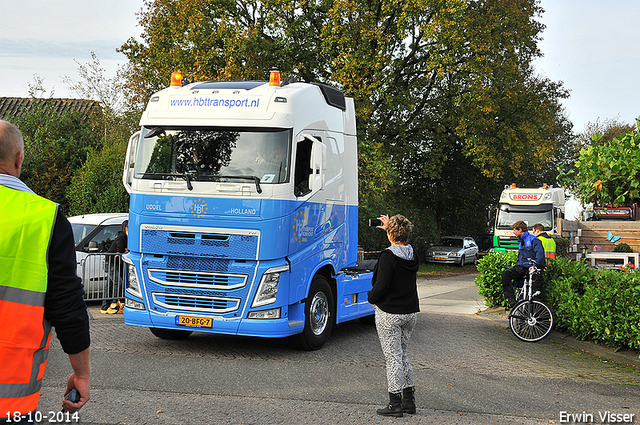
66, 138, 130, 216
119, 0, 572, 246
559, 120, 640, 207
8, 105, 100, 213
62, 53, 139, 215
573, 116, 635, 152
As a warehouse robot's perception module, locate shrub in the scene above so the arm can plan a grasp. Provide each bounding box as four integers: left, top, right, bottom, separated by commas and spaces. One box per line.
580, 270, 640, 350
553, 237, 571, 258
544, 258, 597, 334
613, 242, 632, 253
475, 252, 516, 308
478, 255, 640, 350
544, 258, 596, 297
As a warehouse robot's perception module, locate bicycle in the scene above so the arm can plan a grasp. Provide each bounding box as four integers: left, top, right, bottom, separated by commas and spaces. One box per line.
508, 260, 554, 342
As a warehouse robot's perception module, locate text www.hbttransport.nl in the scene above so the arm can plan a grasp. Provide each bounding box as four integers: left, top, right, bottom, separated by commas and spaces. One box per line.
170, 97, 260, 109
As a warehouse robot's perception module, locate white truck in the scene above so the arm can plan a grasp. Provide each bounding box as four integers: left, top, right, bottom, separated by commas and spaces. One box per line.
492, 184, 565, 252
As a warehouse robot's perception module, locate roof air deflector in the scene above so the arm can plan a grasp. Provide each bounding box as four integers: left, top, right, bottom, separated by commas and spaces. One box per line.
191, 81, 267, 91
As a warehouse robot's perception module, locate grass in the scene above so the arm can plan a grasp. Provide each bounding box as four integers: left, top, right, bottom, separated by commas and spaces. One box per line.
418, 262, 479, 278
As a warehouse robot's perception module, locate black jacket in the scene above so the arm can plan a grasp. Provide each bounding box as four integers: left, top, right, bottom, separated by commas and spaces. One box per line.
367, 248, 420, 314
45, 209, 91, 355
108, 231, 128, 276
108, 231, 127, 254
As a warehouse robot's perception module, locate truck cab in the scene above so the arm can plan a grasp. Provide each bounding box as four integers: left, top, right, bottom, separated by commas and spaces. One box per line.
121, 72, 373, 349
492, 184, 565, 251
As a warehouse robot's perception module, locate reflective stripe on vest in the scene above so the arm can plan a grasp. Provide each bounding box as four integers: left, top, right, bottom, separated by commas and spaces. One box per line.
0, 185, 57, 414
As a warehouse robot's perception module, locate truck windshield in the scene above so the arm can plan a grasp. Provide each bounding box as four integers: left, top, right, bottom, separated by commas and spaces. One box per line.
496, 207, 553, 231
134, 127, 292, 185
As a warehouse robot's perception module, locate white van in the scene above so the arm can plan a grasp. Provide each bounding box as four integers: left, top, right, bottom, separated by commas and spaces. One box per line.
67, 213, 128, 299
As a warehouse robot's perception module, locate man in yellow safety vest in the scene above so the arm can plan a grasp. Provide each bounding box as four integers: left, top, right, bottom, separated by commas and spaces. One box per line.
532, 223, 556, 261
0, 120, 91, 421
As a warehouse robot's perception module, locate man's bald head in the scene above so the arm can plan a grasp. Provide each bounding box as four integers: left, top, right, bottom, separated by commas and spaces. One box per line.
0, 120, 24, 177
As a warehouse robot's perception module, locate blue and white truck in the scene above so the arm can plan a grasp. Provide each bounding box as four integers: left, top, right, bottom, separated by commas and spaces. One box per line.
121, 71, 374, 349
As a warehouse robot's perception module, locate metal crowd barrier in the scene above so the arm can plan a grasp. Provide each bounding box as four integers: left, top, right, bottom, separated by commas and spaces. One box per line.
80, 253, 126, 301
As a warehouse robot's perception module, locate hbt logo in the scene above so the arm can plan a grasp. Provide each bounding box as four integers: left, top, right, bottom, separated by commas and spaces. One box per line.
190, 199, 208, 218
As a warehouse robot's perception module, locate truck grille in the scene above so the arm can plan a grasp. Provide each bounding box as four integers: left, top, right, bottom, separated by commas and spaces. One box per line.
141, 227, 259, 260
148, 269, 247, 290
153, 293, 240, 313
140, 225, 260, 317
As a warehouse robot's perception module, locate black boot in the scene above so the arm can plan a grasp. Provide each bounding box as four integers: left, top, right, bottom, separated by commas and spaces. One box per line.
376, 392, 403, 417
402, 386, 416, 414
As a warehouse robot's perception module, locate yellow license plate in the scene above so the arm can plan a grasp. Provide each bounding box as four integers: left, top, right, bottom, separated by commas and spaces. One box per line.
175, 316, 213, 328
435, 257, 447, 261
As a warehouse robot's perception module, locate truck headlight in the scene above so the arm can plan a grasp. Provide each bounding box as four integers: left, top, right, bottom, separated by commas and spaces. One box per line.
123, 257, 143, 298
252, 265, 289, 308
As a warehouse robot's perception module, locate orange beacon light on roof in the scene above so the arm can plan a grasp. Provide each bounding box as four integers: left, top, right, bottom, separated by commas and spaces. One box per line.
170, 72, 183, 87
269, 71, 281, 86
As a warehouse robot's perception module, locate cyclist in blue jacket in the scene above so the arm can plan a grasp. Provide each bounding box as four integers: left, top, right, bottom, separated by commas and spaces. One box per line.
501, 220, 546, 308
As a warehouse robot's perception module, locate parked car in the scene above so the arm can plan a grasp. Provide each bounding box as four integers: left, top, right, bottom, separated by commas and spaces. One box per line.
425, 236, 479, 267
475, 233, 494, 257
68, 213, 128, 299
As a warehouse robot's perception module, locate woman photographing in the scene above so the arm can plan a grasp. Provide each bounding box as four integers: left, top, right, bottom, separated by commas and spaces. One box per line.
368, 214, 420, 417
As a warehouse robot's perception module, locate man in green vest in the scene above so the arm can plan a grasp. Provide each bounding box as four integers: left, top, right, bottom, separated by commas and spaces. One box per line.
532, 223, 556, 261
0, 120, 91, 420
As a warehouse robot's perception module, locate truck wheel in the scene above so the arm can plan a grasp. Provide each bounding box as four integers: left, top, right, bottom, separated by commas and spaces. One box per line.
149, 327, 193, 340
294, 275, 334, 350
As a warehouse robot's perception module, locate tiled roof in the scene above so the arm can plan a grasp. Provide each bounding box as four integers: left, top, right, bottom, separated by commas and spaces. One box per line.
0, 97, 100, 120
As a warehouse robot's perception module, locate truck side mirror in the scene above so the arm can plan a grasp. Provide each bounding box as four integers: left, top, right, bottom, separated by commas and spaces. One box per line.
123, 131, 140, 193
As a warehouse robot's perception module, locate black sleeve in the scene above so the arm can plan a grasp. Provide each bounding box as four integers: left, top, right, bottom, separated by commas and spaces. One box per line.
44, 209, 90, 355
367, 251, 396, 304
108, 232, 127, 253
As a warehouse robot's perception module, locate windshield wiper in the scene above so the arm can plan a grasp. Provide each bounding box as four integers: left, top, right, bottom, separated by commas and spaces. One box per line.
139, 173, 262, 193
221, 175, 262, 193
183, 172, 194, 191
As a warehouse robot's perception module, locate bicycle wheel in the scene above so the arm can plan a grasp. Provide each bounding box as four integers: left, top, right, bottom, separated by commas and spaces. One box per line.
508, 300, 554, 342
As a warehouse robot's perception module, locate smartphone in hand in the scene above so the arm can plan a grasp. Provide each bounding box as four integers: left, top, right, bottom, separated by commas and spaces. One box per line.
64, 389, 80, 403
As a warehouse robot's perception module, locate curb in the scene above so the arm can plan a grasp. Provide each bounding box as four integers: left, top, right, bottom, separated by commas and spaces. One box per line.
479, 307, 640, 369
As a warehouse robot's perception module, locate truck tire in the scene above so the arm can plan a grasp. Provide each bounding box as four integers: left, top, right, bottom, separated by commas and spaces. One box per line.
149, 327, 193, 340
294, 275, 334, 350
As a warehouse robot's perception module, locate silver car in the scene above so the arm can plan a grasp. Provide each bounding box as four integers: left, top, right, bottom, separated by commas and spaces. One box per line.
425, 236, 479, 267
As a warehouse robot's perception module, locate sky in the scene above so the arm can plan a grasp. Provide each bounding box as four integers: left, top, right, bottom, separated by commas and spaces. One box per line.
0, 0, 638, 218
533, 0, 640, 133
1, 0, 638, 132
0, 0, 143, 98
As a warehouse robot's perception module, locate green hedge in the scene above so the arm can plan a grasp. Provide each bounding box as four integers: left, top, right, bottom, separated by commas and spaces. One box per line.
475, 251, 516, 308
475, 254, 640, 351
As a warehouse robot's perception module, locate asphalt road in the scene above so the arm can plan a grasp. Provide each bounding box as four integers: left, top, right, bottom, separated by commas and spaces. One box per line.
38, 273, 640, 425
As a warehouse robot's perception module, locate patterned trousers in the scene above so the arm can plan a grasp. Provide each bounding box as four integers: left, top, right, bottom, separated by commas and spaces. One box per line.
375, 306, 417, 393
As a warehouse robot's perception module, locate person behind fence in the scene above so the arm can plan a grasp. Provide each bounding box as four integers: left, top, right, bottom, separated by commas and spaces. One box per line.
0, 119, 91, 421
532, 222, 556, 261
100, 220, 128, 314
368, 214, 420, 417
501, 220, 546, 309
